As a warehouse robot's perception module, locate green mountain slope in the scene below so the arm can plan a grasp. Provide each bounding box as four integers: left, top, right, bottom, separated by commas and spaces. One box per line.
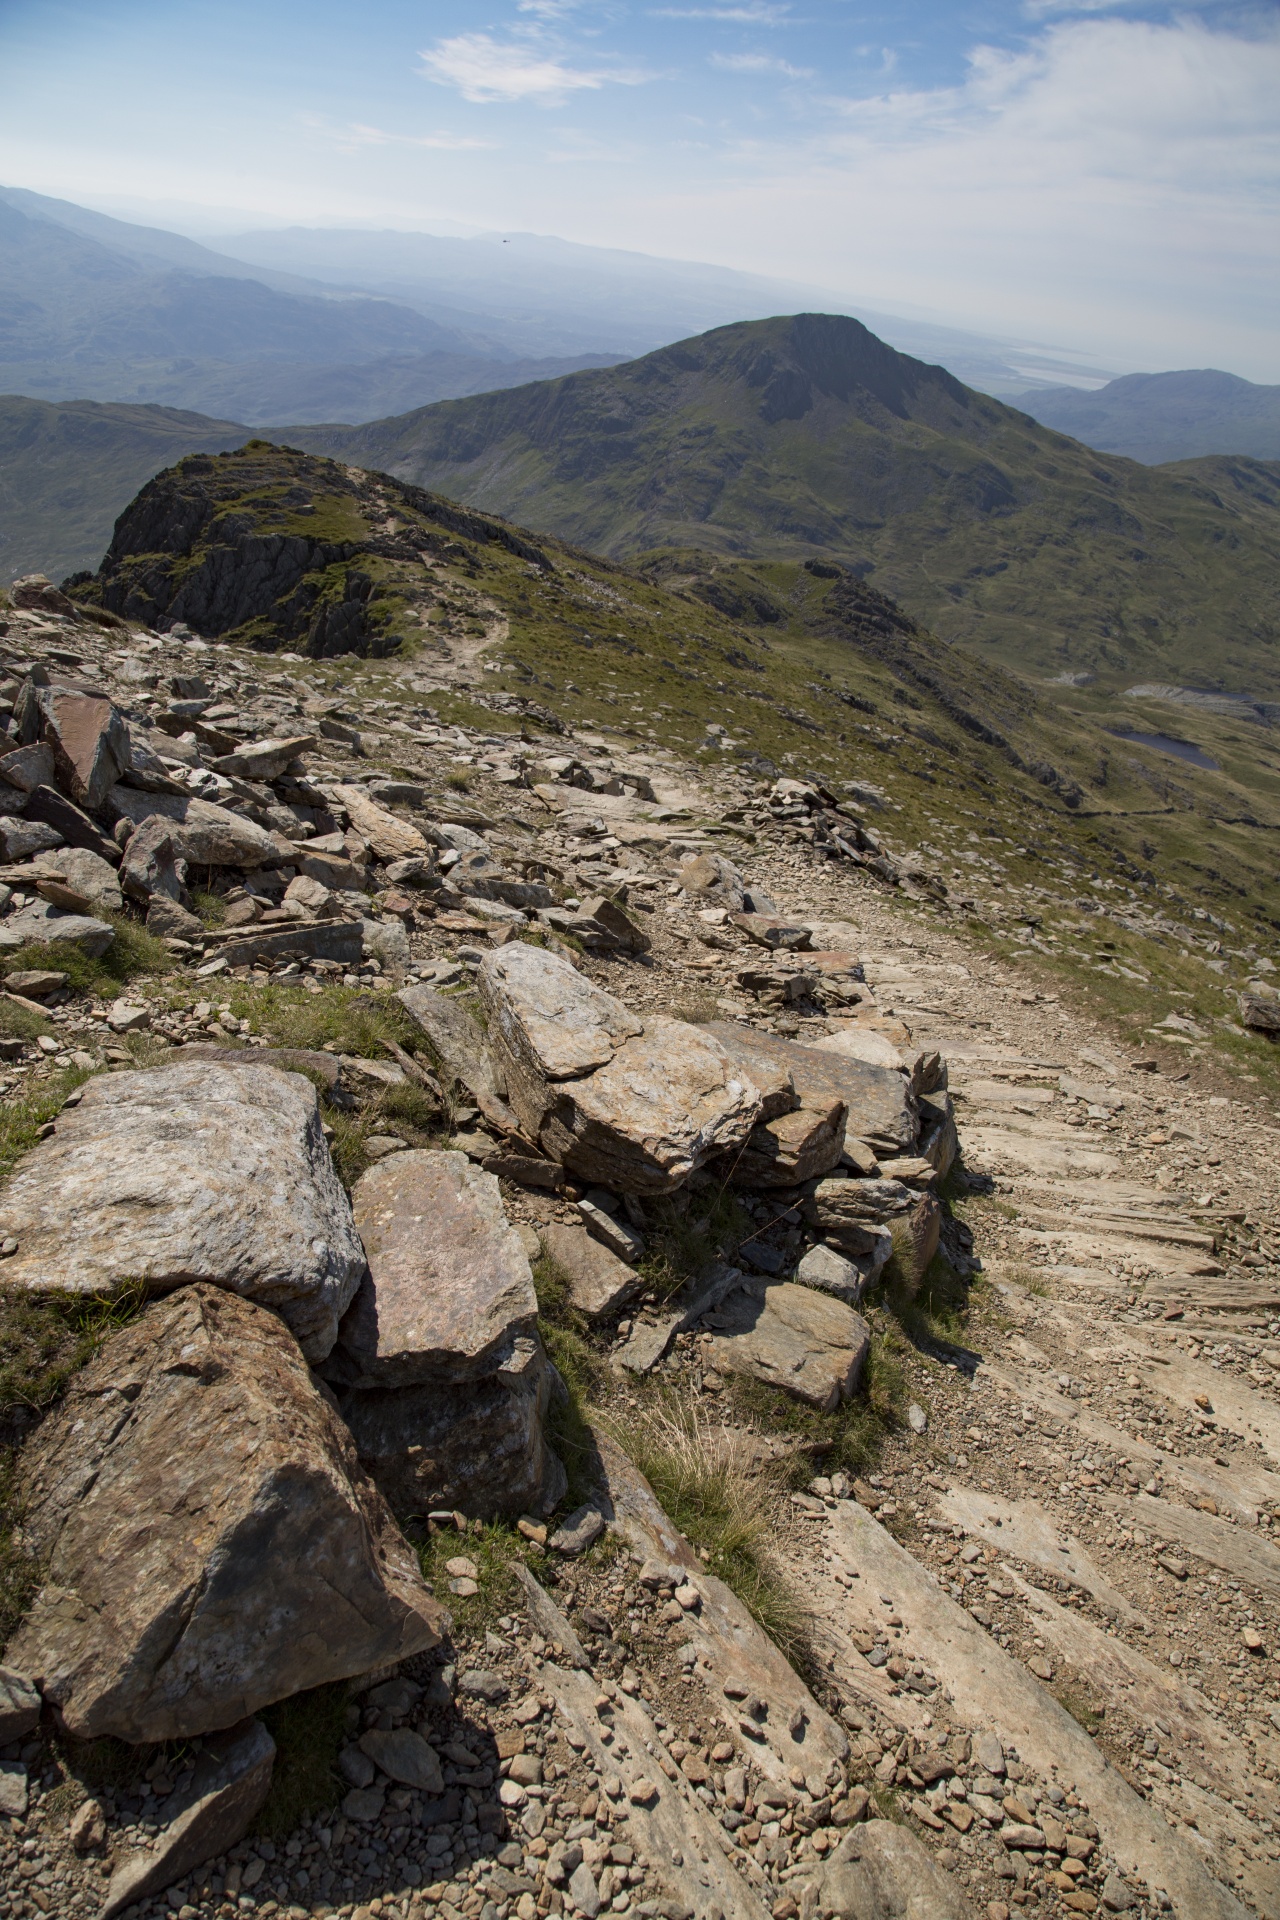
1026, 370, 1280, 465
289, 313, 1280, 697
0, 395, 251, 585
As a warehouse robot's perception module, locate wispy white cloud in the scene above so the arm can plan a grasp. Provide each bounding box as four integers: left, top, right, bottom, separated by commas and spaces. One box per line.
711, 50, 811, 75
302, 116, 493, 154
651, 4, 792, 22
419, 31, 647, 104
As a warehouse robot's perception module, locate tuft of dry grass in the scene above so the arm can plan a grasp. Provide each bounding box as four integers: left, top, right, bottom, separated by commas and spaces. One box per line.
606, 1396, 809, 1663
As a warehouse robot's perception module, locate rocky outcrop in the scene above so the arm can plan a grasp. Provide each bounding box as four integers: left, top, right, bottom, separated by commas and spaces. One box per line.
705, 1022, 918, 1159
798, 1822, 968, 1919
806, 1176, 941, 1292
540, 1223, 642, 1321
330, 1151, 564, 1516
110, 784, 287, 869
480, 943, 761, 1193
0, 1062, 365, 1361
6, 1286, 443, 1743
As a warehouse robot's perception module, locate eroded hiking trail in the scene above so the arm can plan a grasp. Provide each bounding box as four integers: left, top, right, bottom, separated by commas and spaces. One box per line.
0, 583, 1277, 1920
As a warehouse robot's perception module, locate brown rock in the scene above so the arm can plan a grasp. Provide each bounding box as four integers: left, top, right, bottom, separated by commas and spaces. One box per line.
7, 1288, 442, 1742
332, 784, 429, 861
540, 1223, 641, 1320
121, 814, 185, 902
678, 851, 747, 910
40, 690, 131, 812
398, 982, 519, 1132
0, 743, 55, 793
146, 893, 205, 940
703, 1279, 871, 1410
801, 1821, 967, 1919
705, 1022, 917, 1158
109, 785, 284, 868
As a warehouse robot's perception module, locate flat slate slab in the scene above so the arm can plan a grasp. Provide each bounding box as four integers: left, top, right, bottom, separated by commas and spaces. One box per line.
702, 1278, 871, 1410
0, 1062, 365, 1362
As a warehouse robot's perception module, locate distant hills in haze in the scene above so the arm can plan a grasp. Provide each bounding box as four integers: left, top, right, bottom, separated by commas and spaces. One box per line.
288, 313, 1280, 695
1024, 370, 1280, 464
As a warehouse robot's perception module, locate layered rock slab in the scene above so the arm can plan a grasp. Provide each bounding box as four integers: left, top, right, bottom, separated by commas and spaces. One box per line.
331, 1151, 564, 1517
704, 1021, 917, 1159
480, 944, 760, 1193
0, 1063, 365, 1361
702, 1278, 871, 1409
5, 1286, 443, 1743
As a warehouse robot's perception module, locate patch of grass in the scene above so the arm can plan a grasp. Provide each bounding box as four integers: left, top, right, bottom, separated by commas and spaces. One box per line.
726, 1324, 907, 1481
0, 999, 51, 1041
417, 1520, 526, 1635
608, 1396, 808, 1665
229, 979, 419, 1058
637, 1185, 753, 1301
0, 917, 171, 998
0, 1064, 93, 1182
887, 1250, 972, 1347
188, 888, 227, 930
1052, 1680, 1105, 1737
445, 770, 472, 792
534, 1253, 607, 1509
669, 991, 721, 1025
255, 1683, 349, 1835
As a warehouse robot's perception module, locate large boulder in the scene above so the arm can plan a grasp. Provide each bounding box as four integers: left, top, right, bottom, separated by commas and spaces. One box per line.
0, 1063, 365, 1361
0, 900, 114, 956
805, 1177, 941, 1292
120, 814, 185, 902
109, 785, 286, 869
330, 1151, 564, 1517
797, 1821, 967, 1920
480, 944, 761, 1193
701, 1279, 870, 1410
705, 1022, 917, 1159
708, 1022, 846, 1188
332, 784, 429, 861
5, 1286, 444, 1743
398, 982, 518, 1131
678, 851, 747, 910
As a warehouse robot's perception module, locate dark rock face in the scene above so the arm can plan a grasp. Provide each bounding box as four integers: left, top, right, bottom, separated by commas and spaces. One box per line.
71, 441, 551, 658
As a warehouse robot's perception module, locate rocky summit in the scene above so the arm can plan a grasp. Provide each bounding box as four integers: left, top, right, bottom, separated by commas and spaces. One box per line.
0, 452, 1276, 1920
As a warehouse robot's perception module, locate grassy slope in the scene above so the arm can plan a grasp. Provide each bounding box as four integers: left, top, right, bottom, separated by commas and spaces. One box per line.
288, 313, 1280, 697
0, 396, 250, 585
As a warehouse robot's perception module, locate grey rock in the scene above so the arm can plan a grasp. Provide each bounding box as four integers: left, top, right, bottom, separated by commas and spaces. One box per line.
481, 945, 761, 1194
0, 1665, 40, 1742
397, 981, 518, 1132
907, 1402, 928, 1434
7, 1287, 443, 1743
216, 918, 364, 970
101, 1718, 276, 1920
40, 846, 123, 916
360, 915, 412, 971
24, 782, 119, 861
568, 1861, 602, 1917
146, 892, 205, 941
805, 1178, 940, 1290
0, 816, 63, 861
360, 1726, 444, 1792
458, 1668, 508, 1703
795, 1242, 874, 1304
703, 1279, 871, 1411
539, 1224, 641, 1321
341, 1151, 537, 1388
974, 1730, 1005, 1777
68, 1796, 106, 1852
0, 1062, 365, 1361
342, 1785, 386, 1823
798, 1820, 967, 1919
512, 1563, 591, 1669
110, 784, 285, 868
0, 1761, 27, 1818
339, 1744, 376, 1789
0, 901, 114, 956
0, 742, 55, 792
578, 1197, 643, 1263
1102, 1875, 1135, 1912
333, 783, 429, 861
550, 1502, 606, 1556
121, 813, 185, 902
677, 851, 746, 911
211, 735, 316, 780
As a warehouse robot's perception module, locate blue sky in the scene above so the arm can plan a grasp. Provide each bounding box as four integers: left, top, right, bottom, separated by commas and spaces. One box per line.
2, 0, 1278, 376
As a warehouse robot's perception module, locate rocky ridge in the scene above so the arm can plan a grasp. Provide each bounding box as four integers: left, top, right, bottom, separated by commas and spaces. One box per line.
0, 541, 1274, 1920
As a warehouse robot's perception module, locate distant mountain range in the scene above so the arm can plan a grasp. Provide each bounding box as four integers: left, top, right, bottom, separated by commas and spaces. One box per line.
286, 313, 1280, 695
1024, 370, 1280, 464
0, 187, 619, 427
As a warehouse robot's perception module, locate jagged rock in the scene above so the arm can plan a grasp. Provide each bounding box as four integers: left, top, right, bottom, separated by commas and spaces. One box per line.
359, 1727, 444, 1793
361, 916, 412, 971
121, 814, 185, 901
23, 783, 120, 861
550, 1503, 606, 1556
706, 1021, 917, 1159
0, 1062, 365, 1361
68, 1797, 106, 1852
1241, 993, 1280, 1037
0, 816, 62, 861
805, 1177, 940, 1291
540, 1224, 641, 1320
217, 920, 364, 969
331, 1151, 564, 1517
0, 1667, 39, 1742
916, 1089, 958, 1177
795, 1241, 882, 1303
0, 900, 114, 956
678, 851, 747, 910
101, 1719, 276, 1920
33, 846, 123, 916
11, 573, 76, 615
6, 1286, 442, 1742
146, 892, 205, 940
397, 983, 518, 1132
702, 1278, 870, 1409
211, 735, 316, 780
480, 944, 761, 1193
110, 784, 285, 868
815, 1025, 906, 1072
40, 689, 131, 812
0, 1762, 27, 1817
707, 1023, 847, 1187
796, 1820, 967, 1920
731, 912, 813, 951
0, 742, 55, 792
333, 783, 429, 861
